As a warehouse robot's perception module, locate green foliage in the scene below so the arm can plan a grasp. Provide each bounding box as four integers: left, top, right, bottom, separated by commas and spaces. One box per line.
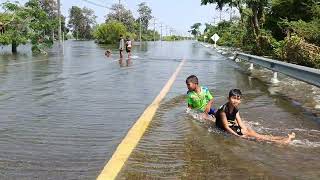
203, 23, 213, 33
1, 2, 28, 48
285, 19, 320, 46
40, 0, 57, 18
201, 0, 230, 10
95, 2, 159, 43
312, 4, 320, 17
141, 30, 160, 41
270, 0, 315, 22
265, 0, 319, 41
93, 21, 127, 44
40, 0, 68, 38
68, 6, 96, 40
202, 21, 245, 48
276, 4, 320, 46
137, 2, 152, 32
0, 0, 55, 53
105, 4, 135, 32
200, 0, 320, 68
163, 35, 184, 41
126, 31, 137, 41
189, 23, 201, 37
279, 35, 320, 68
25, 0, 54, 52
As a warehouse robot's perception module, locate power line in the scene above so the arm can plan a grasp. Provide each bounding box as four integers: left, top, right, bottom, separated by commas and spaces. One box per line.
81, 0, 112, 9
81, 0, 184, 39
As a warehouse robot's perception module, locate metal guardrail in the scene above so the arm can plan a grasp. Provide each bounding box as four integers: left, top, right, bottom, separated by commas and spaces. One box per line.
235, 53, 320, 87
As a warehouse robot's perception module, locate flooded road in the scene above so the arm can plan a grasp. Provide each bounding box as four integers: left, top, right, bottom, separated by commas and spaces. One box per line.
0, 41, 319, 179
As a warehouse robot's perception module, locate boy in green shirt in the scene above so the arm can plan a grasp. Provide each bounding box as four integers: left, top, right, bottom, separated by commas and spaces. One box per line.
186, 75, 216, 116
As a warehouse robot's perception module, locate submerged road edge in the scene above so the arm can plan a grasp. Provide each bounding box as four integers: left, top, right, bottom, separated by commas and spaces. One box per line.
97, 58, 186, 180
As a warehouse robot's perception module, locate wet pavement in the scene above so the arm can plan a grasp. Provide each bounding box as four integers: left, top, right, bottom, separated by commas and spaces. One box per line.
0, 41, 319, 179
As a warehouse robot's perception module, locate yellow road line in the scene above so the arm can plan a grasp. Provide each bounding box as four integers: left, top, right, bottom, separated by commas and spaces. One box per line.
97, 58, 186, 180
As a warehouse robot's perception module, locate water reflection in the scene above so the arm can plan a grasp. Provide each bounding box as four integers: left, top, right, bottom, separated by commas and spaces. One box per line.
118, 58, 132, 67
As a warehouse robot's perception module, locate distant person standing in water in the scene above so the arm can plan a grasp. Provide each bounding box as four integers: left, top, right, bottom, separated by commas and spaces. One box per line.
119, 35, 125, 58
125, 36, 132, 58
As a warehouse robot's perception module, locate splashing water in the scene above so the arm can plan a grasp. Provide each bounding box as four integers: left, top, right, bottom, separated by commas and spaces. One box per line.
186, 108, 208, 123
290, 139, 320, 148
244, 121, 320, 147
185, 108, 219, 133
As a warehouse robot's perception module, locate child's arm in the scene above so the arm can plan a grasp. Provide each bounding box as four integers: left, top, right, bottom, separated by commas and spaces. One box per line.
235, 112, 248, 132
220, 112, 240, 136
204, 99, 214, 113
204, 89, 214, 113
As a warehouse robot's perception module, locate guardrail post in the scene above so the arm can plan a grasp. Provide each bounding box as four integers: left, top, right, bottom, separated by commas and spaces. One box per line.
248, 63, 254, 71
248, 76, 253, 87
271, 72, 280, 84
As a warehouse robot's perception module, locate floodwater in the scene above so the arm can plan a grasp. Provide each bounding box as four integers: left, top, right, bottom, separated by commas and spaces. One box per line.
0, 41, 319, 179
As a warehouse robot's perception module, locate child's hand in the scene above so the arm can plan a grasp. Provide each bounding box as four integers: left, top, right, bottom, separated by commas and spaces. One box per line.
204, 104, 211, 114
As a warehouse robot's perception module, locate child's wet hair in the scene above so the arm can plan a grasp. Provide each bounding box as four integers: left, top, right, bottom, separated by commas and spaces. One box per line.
186, 75, 198, 84
229, 89, 242, 98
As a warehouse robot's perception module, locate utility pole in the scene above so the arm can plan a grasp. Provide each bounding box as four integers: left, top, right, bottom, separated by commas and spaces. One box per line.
118, 0, 121, 21
139, 17, 142, 43
153, 18, 156, 41
165, 25, 168, 37
213, 17, 218, 25
160, 23, 163, 41
57, 0, 61, 43
230, 7, 232, 21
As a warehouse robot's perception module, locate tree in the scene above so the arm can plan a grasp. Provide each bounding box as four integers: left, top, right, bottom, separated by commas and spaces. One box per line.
144, 29, 160, 41
93, 21, 127, 44
40, 0, 68, 39
0, 2, 28, 53
265, 0, 319, 42
189, 23, 201, 37
0, 0, 54, 53
59, 15, 68, 37
270, 0, 315, 22
25, 0, 55, 52
137, 2, 152, 32
201, 0, 271, 53
201, 0, 245, 23
163, 35, 185, 41
68, 6, 96, 39
201, 0, 268, 37
40, 0, 57, 18
204, 23, 213, 33
68, 6, 81, 39
105, 4, 135, 32
81, 7, 96, 39
200, 0, 320, 67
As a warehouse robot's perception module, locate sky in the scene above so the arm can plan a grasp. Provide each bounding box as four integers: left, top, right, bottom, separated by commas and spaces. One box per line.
5, 0, 236, 35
